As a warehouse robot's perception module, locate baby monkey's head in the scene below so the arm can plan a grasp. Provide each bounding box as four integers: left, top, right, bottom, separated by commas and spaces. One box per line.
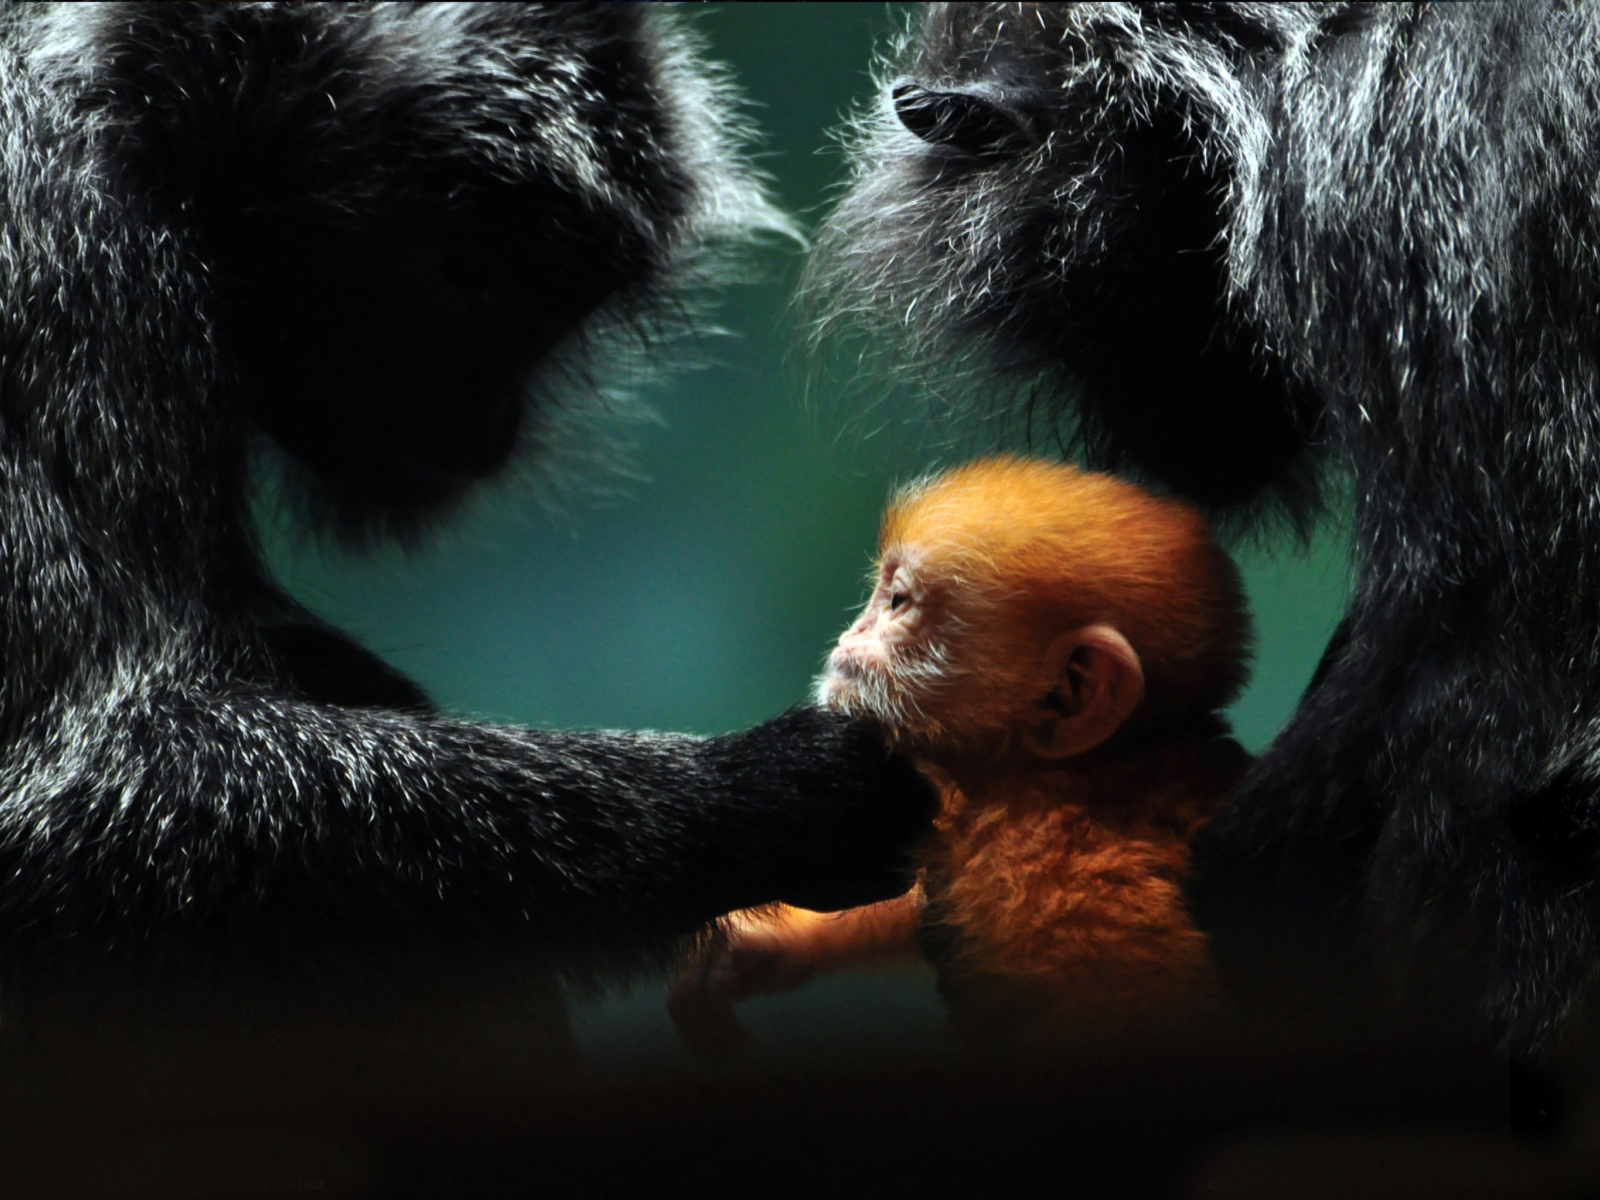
817, 457, 1251, 764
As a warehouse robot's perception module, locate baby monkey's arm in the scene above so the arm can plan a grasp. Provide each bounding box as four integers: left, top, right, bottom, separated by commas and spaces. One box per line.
668, 891, 923, 1058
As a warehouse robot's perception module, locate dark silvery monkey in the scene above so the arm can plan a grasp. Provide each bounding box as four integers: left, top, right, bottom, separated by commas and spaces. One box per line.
809, 1, 1600, 1065
0, 0, 931, 1124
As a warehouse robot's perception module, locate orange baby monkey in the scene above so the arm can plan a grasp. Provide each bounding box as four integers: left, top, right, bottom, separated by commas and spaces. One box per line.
670, 456, 1252, 1055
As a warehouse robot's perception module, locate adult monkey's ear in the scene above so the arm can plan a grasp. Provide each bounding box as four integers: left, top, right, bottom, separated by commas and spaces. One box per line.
891, 81, 1037, 160
1021, 625, 1145, 759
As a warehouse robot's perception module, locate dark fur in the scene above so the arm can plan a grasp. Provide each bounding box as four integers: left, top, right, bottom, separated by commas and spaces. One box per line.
0, 0, 933, 1092
809, 1, 1600, 1062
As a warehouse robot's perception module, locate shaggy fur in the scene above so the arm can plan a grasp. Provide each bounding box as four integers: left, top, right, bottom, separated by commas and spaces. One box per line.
922, 729, 1247, 1049
0, 0, 934, 1101
809, 0, 1600, 1062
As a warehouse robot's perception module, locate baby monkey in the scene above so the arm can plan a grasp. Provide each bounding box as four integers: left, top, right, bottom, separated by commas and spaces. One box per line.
671, 456, 1252, 1055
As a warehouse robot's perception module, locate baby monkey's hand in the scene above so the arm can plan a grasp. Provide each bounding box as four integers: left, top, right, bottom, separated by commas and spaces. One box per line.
668, 898, 921, 1059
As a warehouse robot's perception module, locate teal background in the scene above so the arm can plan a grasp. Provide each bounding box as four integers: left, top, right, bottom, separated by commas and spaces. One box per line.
261, 4, 1353, 1075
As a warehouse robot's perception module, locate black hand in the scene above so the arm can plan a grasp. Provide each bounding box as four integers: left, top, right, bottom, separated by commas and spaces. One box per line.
706, 707, 937, 914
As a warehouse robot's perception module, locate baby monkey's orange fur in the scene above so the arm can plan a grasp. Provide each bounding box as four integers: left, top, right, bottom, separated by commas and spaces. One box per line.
670, 457, 1252, 1054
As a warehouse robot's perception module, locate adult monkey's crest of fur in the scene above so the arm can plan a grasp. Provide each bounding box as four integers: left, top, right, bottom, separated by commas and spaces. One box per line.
813, 1, 1600, 1063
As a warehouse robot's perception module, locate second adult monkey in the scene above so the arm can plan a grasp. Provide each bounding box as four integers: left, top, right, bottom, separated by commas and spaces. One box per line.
671, 457, 1253, 1054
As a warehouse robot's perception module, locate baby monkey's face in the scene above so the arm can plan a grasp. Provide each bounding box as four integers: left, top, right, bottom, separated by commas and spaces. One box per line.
816, 545, 1027, 754
817, 549, 934, 719
816, 531, 1148, 767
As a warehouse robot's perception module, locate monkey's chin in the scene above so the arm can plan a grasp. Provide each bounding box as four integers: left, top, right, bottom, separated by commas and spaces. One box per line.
813, 671, 854, 711
815, 670, 885, 721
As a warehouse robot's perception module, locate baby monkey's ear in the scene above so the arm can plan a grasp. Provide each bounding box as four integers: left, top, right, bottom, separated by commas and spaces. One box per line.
1022, 625, 1145, 759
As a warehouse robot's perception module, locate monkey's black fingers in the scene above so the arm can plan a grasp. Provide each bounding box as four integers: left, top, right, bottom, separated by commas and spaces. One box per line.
711, 707, 935, 915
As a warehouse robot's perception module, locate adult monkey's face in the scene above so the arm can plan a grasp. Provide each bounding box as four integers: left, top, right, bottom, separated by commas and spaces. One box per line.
809, 2, 1348, 530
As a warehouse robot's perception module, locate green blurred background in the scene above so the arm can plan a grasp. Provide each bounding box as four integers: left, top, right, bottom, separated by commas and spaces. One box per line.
261, 3, 1353, 1076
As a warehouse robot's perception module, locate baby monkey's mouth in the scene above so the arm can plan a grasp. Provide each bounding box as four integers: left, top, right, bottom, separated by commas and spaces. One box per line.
815, 654, 881, 714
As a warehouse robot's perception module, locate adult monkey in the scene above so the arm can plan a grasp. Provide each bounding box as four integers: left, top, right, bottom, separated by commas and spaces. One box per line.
809, 1, 1597, 1066
0, 0, 932, 1122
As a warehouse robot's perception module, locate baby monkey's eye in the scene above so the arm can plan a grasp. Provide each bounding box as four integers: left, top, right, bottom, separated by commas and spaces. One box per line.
889, 592, 909, 611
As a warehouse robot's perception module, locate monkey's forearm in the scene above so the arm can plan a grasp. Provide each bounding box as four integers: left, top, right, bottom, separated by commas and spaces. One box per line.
793, 893, 923, 969
0, 697, 929, 956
